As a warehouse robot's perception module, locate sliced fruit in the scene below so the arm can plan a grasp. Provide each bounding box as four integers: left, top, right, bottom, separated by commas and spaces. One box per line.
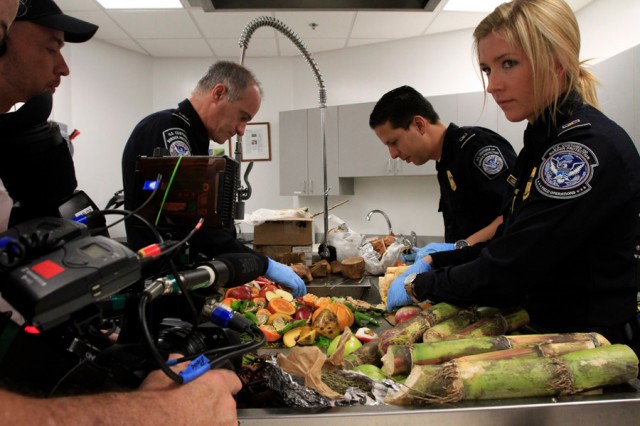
224, 285, 253, 300
255, 308, 272, 326
273, 288, 294, 302
265, 290, 282, 302
283, 327, 304, 348
297, 326, 317, 346
258, 325, 282, 342
220, 297, 237, 308
267, 312, 293, 325
354, 327, 378, 343
267, 298, 296, 316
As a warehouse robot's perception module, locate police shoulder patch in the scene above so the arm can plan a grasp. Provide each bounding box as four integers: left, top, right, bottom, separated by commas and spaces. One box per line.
473, 145, 507, 179
162, 127, 192, 156
535, 142, 599, 199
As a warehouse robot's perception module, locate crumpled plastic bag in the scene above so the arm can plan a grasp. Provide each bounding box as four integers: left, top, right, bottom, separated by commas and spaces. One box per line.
359, 238, 404, 276
325, 215, 364, 261
245, 207, 311, 226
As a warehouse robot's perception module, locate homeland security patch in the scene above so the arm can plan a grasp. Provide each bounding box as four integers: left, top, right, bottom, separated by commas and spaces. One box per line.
474, 145, 507, 179
163, 127, 192, 156
535, 142, 599, 199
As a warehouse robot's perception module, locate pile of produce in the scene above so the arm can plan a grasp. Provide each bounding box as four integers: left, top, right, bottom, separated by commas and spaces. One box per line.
220, 276, 385, 350
227, 273, 638, 408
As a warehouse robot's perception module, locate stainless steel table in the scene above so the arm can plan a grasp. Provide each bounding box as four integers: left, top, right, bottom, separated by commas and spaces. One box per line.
239, 275, 640, 425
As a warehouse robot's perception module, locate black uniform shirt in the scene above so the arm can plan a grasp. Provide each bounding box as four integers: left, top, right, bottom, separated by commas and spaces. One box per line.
121, 99, 267, 264
436, 124, 517, 242
414, 94, 640, 334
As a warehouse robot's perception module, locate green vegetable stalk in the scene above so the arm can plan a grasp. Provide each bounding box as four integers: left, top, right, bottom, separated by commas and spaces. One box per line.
385, 344, 638, 405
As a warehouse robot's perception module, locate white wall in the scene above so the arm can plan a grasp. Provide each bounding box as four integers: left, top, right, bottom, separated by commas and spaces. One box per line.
58, 0, 640, 241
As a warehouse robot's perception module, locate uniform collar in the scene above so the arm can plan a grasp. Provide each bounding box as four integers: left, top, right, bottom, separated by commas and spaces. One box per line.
524, 92, 584, 152
440, 122, 461, 163
177, 99, 210, 152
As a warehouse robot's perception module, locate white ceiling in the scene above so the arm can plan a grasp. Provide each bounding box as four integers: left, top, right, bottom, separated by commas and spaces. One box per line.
56, 0, 595, 58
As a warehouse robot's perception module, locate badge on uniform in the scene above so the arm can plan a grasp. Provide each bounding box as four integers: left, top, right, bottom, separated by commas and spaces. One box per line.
474, 145, 507, 179
535, 142, 599, 199
162, 127, 192, 157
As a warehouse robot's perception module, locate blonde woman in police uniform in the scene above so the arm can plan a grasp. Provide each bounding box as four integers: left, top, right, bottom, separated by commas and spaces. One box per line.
387, 0, 640, 358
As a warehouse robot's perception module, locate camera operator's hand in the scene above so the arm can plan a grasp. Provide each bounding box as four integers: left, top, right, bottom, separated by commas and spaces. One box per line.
138, 354, 242, 425
0, 365, 242, 426
139, 366, 241, 425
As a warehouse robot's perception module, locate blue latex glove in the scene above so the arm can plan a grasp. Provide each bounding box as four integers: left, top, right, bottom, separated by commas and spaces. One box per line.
414, 242, 455, 260
386, 259, 432, 312
263, 258, 307, 297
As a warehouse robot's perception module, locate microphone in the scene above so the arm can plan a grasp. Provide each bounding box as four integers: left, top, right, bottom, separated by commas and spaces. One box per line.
144, 252, 268, 301
199, 252, 267, 288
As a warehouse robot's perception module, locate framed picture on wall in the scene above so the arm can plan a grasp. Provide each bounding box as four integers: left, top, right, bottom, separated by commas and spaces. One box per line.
209, 139, 231, 157
241, 122, 271, 161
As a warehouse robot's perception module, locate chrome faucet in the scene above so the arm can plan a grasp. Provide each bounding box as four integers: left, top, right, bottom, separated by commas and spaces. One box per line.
365, 209, 394, 235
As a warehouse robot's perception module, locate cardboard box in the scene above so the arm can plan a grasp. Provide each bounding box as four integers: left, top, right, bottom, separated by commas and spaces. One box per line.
254, 244, 313, 266
253, 218, 313, 246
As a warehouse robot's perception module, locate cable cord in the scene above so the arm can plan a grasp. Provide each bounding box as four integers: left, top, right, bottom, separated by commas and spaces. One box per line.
89, 173, 163, 237
138, 291, 184, 384
209, 325, 265, 370
155, 157, 182, 226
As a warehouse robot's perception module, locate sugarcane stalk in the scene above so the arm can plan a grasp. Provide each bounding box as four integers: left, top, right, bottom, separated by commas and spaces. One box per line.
422, 310, 478, 342
342, 338, 382, 369
383, 332, 609, 375
378, 302, 462, 354
385, 344, 638, 406
455, 340, 598, 362
452, 307, 529, 338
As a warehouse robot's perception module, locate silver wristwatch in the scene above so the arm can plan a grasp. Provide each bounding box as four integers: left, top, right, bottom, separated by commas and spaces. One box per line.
454, 239, 470, 250
403, 273, 421, 304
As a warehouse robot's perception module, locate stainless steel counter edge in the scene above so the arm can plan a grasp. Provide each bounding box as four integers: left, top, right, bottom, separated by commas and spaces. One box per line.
238, 391, 640, 425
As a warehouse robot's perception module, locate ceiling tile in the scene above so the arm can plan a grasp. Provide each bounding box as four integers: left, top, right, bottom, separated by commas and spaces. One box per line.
138, 38, 214, 57
57, 0, 596, 59
209, 37, 278, 58
347, 38, 392, 48
55, 0, 101, 11
102, 39, 149, 55
190, 10, 275, 39
107, 10, 201, 39
65, 11, 130, 39
425, 11, 487, 35
273, 11, 355, 39
278, 37, 346, 56
351, 11, 435, 39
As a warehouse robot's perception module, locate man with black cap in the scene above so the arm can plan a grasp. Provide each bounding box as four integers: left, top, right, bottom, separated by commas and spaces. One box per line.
0, 2, 243, 425
0, 0, 98, 113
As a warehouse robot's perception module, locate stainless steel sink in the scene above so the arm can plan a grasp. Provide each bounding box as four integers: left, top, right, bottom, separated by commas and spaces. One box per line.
305, 275, 380, 302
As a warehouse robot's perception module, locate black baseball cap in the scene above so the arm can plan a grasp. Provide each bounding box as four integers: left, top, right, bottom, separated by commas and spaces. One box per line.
15, 0, 98, 43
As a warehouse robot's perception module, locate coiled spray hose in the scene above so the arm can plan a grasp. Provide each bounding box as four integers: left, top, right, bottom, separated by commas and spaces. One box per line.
237, 16, 332, 259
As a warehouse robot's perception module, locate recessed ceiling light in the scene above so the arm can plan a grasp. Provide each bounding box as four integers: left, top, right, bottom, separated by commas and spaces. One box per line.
96, 0, 183, 9
443, 0, 505, 13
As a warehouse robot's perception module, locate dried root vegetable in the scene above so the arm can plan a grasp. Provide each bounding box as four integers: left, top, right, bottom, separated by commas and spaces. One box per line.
385, 344, 638, 405
382, 332, 610, 376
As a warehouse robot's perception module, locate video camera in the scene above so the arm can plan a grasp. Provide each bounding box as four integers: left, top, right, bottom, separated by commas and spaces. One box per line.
0, 200, 264, 397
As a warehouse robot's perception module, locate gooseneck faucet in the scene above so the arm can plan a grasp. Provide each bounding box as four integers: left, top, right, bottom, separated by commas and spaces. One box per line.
238, 16, 332, 259
366, 209, 394, 235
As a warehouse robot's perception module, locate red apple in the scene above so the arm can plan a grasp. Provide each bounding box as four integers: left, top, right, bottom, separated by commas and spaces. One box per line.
294, 305, 312, 321
258, 283, 277, 298
225, 285, 253, 300
395, 306, 421, 324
